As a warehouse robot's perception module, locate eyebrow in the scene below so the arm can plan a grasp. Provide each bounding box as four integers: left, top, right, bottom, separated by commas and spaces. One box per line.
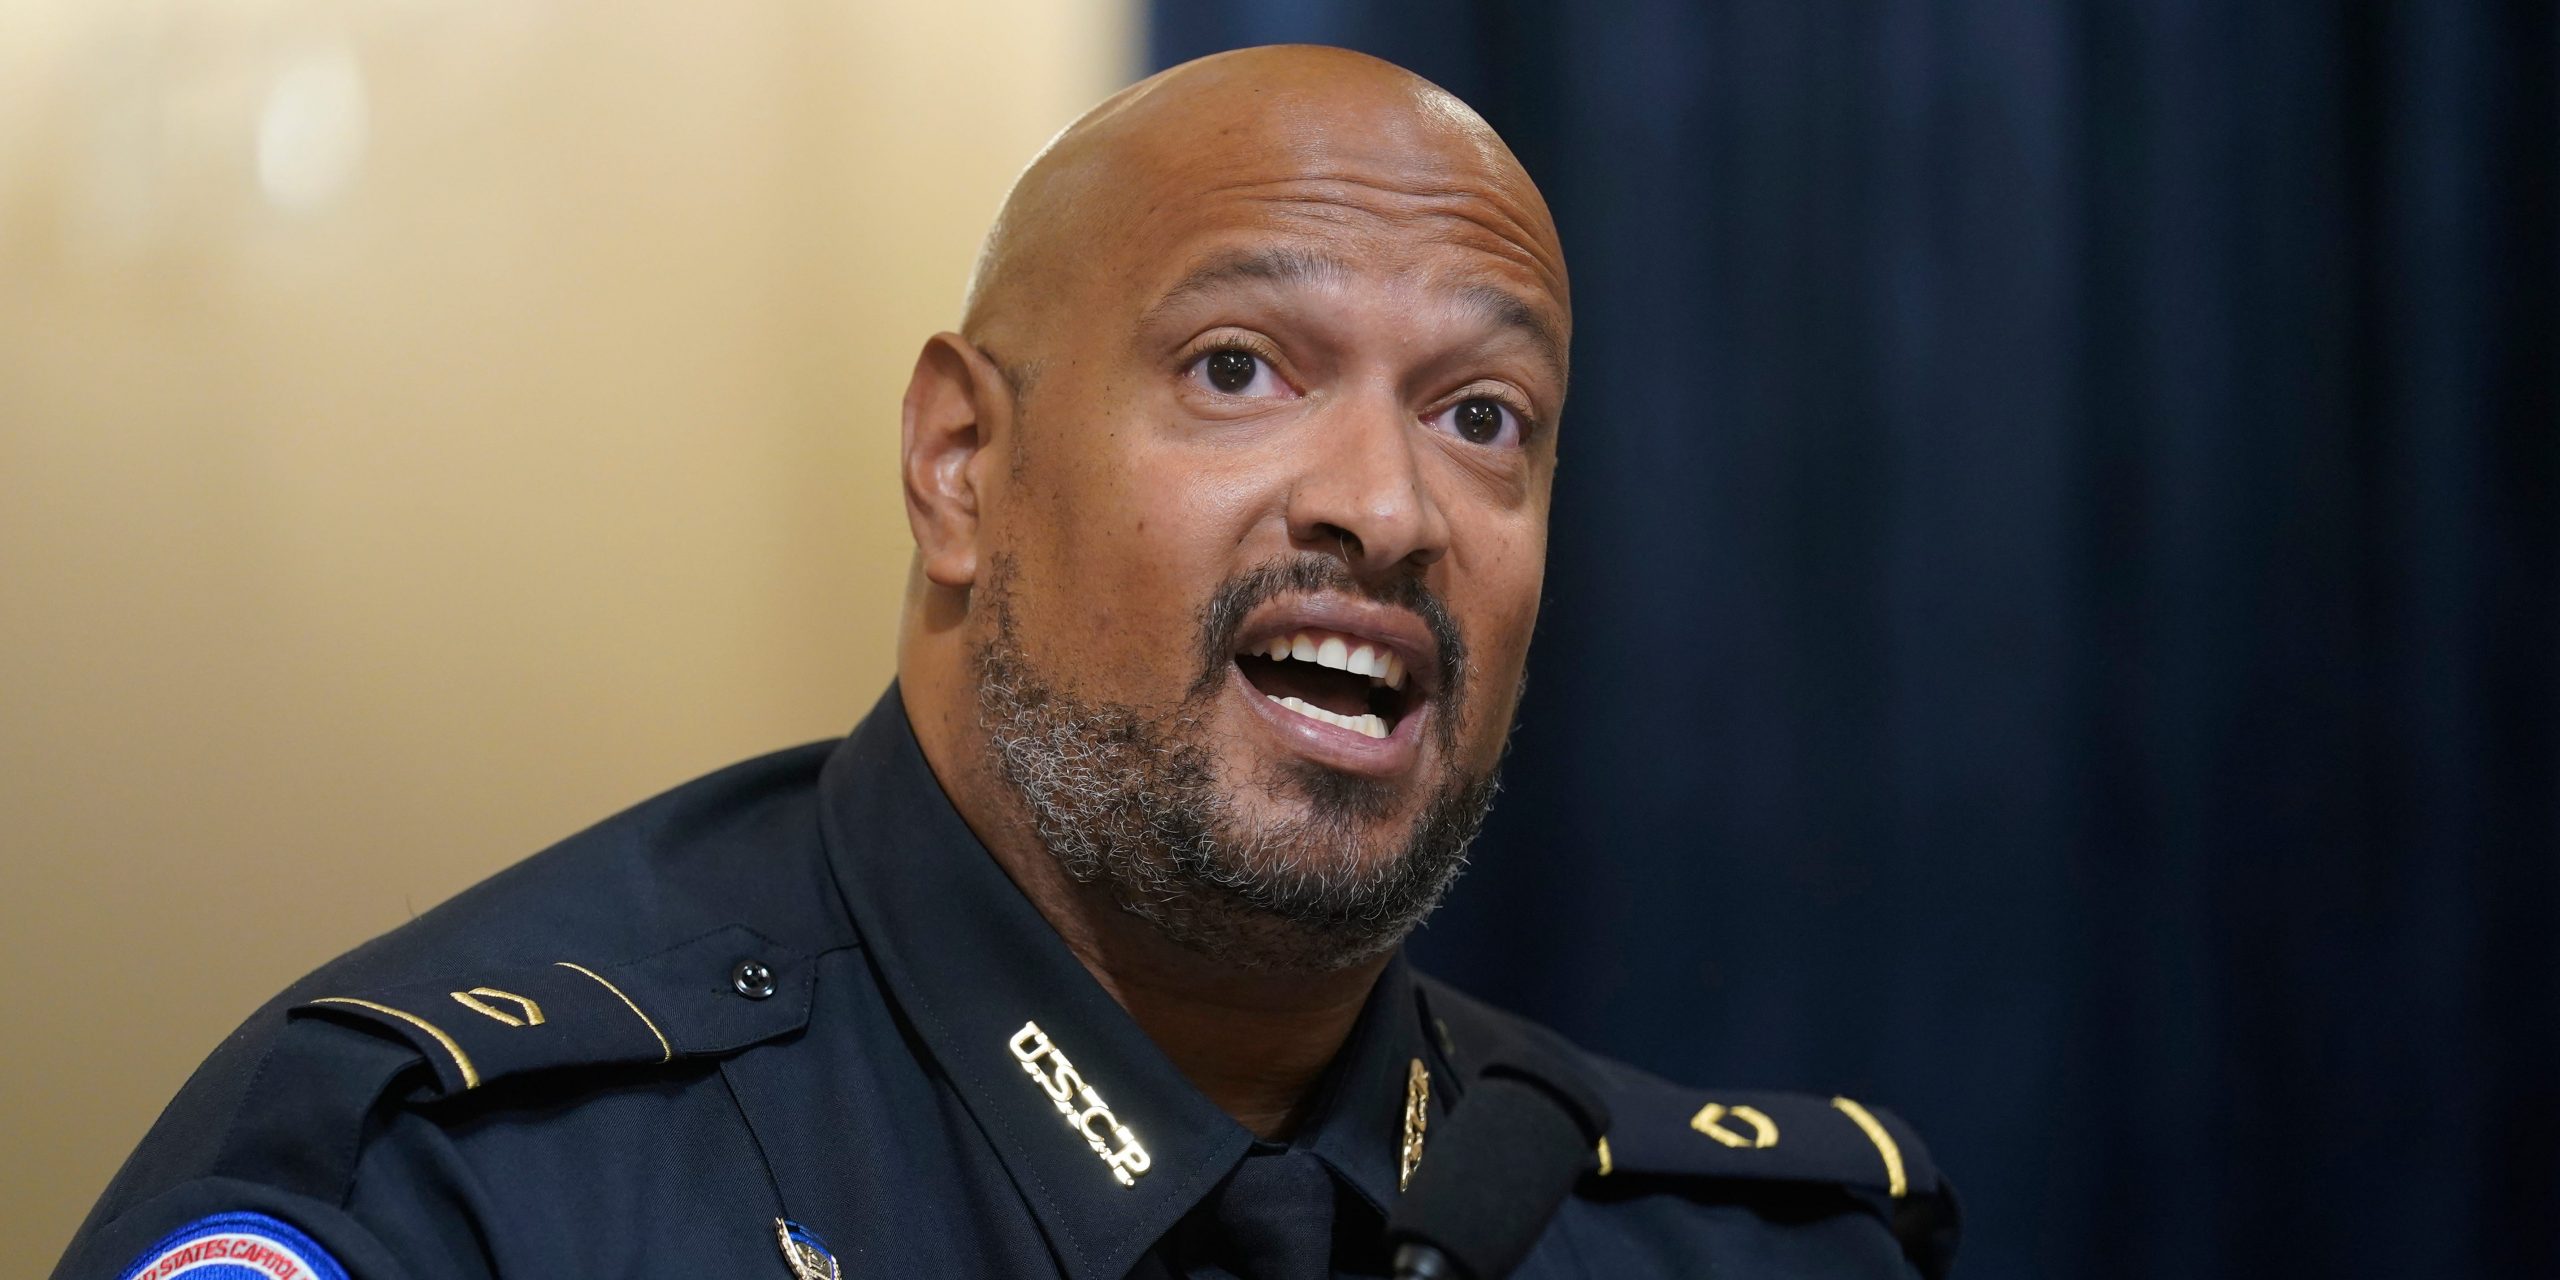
1141, 246, 1568, 382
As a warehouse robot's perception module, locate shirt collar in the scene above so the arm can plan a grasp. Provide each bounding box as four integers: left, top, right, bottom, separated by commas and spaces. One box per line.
820, 687, 1438, 1278
1294, 951, 1436, 1221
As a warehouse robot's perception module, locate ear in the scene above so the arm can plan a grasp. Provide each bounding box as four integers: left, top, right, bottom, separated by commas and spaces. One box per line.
900, 332, 1015, 589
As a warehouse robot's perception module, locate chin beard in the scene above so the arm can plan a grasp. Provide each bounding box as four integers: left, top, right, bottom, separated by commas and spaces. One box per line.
972, 557, 1501, 973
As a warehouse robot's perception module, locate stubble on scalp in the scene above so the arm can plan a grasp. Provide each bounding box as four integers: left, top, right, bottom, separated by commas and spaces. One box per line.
972, 556, 1500, 973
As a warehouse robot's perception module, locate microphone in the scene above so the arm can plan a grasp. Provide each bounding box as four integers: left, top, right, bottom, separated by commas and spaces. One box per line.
1387, 1046, 1612, 1280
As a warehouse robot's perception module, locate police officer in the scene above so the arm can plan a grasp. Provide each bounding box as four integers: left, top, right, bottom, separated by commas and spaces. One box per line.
56, 46, 1956, 1279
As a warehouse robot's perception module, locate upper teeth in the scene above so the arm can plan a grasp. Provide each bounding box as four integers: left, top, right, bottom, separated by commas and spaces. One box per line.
1260, 630, 1407, 690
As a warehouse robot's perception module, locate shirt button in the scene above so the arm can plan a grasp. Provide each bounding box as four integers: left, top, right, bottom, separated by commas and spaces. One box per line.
732, 959, 777, 1000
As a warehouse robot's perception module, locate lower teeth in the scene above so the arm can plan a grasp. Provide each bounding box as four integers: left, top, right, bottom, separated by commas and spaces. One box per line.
1267, 694, 1388, 739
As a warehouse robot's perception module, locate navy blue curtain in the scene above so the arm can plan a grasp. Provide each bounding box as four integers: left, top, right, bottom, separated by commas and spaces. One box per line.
1153, 6, 2557, 1278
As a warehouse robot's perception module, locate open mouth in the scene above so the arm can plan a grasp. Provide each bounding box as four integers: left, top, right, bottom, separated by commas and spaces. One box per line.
1233, 629, 1416, 740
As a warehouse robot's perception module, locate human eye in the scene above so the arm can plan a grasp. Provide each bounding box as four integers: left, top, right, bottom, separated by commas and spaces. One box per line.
1184, 343, 1290, 399
1425, 394, 1529, 448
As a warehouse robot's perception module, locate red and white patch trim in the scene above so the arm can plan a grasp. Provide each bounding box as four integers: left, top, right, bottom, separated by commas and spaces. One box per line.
117, 1211, 350, 1280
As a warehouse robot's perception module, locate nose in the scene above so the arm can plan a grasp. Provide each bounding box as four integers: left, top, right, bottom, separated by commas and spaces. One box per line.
1284, 392, 1452, 576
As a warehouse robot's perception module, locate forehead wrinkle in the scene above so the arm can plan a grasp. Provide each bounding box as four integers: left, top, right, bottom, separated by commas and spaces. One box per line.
1142, 246, 1352, 324
1197, 173, 1568, 305
1219, 196, 1572, 380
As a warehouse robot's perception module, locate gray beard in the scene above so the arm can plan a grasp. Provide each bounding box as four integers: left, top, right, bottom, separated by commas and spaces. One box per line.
972, 559, 1501, 973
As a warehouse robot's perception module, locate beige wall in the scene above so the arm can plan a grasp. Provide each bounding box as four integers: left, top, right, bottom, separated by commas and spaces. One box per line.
0, 0, 1133, 1262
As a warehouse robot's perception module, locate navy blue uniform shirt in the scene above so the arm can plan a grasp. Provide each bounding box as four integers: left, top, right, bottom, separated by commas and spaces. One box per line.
55, 689, 1958, 1279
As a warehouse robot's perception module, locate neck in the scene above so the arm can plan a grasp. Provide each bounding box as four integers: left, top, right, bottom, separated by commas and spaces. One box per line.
993, 833, 1389, 1139
901, 668, 1383, 1139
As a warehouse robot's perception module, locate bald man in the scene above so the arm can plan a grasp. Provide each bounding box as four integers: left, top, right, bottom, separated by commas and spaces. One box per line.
56, 48, 1956, 1280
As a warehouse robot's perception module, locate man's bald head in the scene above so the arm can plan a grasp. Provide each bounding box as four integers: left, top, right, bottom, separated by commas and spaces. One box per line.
960, 45, 1567, 391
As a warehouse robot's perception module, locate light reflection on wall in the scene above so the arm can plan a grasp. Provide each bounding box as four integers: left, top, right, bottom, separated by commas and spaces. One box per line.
255, 37, 367, 213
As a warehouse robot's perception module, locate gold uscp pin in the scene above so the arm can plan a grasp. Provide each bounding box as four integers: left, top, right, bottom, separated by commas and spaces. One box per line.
1399, 1057, 1430, 1191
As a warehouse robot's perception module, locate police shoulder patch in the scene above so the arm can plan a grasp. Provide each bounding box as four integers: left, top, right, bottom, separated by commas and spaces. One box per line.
116, 1211, 350, 1280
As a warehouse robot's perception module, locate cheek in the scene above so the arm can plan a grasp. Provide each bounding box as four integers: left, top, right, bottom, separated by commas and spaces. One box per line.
1004, 428, 1275, 678
1066, 450, 1262, 587
1449, 522, 1547, 739
1459, 512, 1549, 643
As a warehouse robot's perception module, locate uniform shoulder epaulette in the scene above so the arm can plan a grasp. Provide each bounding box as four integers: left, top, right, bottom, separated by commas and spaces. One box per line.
286, 922, 818, 1102
1590, 1073, 1935, 1200
57, 922, 839, 1277
1589, 1072, 1960, 1280
1413, 976, 1960, 1278
134, 920, 828, 1252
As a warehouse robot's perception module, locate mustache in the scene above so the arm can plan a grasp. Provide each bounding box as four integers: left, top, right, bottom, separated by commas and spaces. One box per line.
1188, 555, 1470, 706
